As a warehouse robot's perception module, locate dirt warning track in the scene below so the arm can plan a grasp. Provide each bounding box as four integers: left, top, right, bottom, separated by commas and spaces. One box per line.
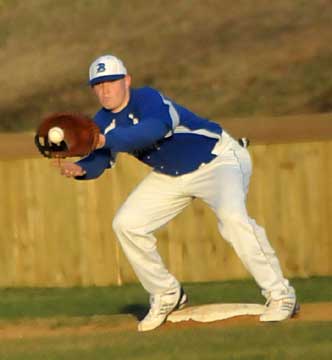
1, 113, 331, 160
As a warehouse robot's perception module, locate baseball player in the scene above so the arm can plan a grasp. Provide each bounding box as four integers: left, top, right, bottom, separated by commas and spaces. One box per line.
54, 54, 299, 331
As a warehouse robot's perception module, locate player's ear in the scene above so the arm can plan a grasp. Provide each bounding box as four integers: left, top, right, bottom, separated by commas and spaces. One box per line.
124, 74, 131, 88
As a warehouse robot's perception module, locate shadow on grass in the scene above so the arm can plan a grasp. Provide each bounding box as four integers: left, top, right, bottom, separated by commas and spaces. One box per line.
120, 304, 149, 321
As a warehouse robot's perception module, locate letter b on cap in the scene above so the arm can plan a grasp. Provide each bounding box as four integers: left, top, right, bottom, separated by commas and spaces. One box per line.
97, 63, 106, 73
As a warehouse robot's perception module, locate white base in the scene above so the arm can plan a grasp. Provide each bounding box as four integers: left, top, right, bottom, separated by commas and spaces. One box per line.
168, 303, 266, 323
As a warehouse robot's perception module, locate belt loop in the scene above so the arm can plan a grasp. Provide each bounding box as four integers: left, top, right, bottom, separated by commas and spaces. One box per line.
238, 138, 250, 148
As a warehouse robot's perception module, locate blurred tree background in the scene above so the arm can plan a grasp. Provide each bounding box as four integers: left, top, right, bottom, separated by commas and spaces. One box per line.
1, 0, 332, 131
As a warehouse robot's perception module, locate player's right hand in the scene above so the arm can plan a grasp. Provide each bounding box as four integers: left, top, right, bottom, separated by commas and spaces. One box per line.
52, 160, 86, 178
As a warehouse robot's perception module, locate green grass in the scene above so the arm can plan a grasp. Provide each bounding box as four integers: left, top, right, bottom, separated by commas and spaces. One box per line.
1, 0, 332, 131
0, 322, 331, 360
0, 277, 331, 320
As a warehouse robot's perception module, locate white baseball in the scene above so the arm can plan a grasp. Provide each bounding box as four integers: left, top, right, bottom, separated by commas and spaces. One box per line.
48, 127, 64, 144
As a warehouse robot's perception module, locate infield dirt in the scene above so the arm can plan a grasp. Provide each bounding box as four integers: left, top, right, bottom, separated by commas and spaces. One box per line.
0, 302, 330, 340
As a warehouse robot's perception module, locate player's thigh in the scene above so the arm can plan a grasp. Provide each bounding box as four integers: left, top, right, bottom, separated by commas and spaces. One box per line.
201, 148, 252, 218
114, 171, 191, 232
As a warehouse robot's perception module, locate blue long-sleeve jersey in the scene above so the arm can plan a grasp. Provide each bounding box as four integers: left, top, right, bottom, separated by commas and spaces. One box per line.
76, 87, 223, 179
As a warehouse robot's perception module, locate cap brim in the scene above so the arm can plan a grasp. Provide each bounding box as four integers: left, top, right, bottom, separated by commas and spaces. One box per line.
89, 74, 125, 86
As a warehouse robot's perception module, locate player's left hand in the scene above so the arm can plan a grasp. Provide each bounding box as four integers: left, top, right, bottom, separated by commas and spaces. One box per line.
35, 112, 100, 158
97, 134, 106, 149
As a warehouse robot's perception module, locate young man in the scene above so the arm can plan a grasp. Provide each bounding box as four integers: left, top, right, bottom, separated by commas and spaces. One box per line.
55, 54, 299, 331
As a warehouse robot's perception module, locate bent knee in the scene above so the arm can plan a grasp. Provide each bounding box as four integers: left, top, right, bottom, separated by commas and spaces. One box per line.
112, 211, 125, 233
112, 207, 145, 234
112, 208, 135, 233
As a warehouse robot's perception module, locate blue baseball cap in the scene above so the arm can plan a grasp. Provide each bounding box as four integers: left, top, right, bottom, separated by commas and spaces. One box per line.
89, 55, 127, 86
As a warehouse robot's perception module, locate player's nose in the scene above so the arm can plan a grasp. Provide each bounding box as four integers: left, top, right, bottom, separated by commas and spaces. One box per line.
101, 83, 112, 96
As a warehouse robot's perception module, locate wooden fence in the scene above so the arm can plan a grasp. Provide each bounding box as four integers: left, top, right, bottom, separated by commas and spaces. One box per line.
0, 114, 331, 287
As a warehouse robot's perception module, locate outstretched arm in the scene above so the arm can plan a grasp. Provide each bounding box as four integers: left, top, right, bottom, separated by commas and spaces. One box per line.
52, 146, 114, 180
99, 117, 170, 153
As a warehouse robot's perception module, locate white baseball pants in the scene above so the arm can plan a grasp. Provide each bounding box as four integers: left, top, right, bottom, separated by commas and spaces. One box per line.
112, 132, 295, 300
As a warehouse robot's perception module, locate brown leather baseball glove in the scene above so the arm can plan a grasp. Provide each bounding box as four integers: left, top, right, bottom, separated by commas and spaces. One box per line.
35, 112, 100, 158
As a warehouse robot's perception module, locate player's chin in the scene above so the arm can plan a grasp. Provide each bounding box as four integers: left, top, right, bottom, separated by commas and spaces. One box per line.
101, 99, 115, 110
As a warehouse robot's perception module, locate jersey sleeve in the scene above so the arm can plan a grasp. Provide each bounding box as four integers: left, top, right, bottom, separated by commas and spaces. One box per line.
74, 148, 115, 180
104, 88, 180, 153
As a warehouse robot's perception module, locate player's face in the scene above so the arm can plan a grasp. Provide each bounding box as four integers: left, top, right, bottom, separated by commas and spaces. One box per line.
92, 75, 131, 112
